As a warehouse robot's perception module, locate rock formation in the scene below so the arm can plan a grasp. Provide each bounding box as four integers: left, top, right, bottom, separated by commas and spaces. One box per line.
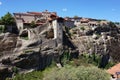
0, 17, 120, 80
0, 18, 79, 80
71, 22, 120, 62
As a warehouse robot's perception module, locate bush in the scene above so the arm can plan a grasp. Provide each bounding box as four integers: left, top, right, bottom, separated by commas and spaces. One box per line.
43, 65, 110, 80
24, 50, 34, 53
80, 26, 85, 31
11, 71, 43, 80
0, 25, 5, 33
21, 36, 29, 40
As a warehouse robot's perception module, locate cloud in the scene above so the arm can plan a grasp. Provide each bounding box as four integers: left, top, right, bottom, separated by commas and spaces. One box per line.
0, 1, 2, 5
62, 8, 67, 12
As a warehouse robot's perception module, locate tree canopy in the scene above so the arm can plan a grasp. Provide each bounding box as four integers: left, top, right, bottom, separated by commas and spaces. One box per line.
0, 12, 15, 25
30, 21, 37, 28
74, 15, 79, 18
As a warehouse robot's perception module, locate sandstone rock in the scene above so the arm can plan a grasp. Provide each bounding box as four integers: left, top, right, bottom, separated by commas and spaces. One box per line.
0, 33, 17, 58
12, 52, 40, 69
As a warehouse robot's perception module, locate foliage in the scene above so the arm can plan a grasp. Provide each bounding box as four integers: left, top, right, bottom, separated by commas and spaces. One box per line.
65, 16, 70, 18
65, 26, 72, 36
80, 26, 85, 31
8, 48, 115, 80
69, 53, 115, 69
0, 19, 2, 25
61, 50, 70, 65
44, 65, 110, 80
12, 66, 19, 74
73, 15, 79, 18
11, 71, 43, 80
66, 53, 101, 67
0, 25, 5, 33
24, 50, 34, 53
21, 36, 29, 40
30, 21, 37, 28
114, 22, 120, 25
0, 12, 15, 25
10, 52, 113, 80
105, 60, 116, 69
109, 21, 116, 27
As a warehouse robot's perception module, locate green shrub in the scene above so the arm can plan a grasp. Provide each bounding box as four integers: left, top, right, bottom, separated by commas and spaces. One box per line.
105, 60, 116, 69
0, 25, 5, 33
80, 26, 85, 31
21, 36, 29, 40
11, 71, 43, 80
43, 65, 110, 80
24, 50, 34, 53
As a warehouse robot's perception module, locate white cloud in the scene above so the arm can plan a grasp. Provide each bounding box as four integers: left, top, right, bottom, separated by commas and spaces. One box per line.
62, 8, 67, 12
0, 1, 2, 5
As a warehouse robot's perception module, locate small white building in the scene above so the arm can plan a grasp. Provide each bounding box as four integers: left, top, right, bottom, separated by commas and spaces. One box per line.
52, 18, 63, 45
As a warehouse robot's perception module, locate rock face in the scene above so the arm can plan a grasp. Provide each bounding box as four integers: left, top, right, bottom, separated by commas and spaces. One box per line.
0, 33, 17, 57
1, 19, 120, 79
0, 20, 76, 79
71, 22, 120, 62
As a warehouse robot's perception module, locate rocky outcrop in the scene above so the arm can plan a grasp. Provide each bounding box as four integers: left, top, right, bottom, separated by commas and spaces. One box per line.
0, 33, 18, 58
0, 22, 65, 79
71, 22, 120, 62
1, 20, 119, 79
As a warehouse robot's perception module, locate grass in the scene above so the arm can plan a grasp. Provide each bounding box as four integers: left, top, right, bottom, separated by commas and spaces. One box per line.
8, 71, 43, 80
24, 50, 34, 53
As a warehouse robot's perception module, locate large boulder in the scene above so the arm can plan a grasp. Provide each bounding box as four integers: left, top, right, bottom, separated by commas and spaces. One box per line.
0, 33, 17, 57
12, 51, 40, 69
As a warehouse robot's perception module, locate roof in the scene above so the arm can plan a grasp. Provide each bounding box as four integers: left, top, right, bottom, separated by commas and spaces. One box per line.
13, 13, 35, 16
27, 12, 42, 15
107, 63, 120, 77
88, 21, 99, 24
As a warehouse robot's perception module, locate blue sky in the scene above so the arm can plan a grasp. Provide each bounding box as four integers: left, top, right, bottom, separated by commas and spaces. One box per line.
0, 0, 120, 22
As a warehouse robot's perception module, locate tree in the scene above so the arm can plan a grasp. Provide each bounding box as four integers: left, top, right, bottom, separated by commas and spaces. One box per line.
30, 21, 37, 28
1, 12, 15, 25
74, 15, 79, 18
0, 19, 2, 25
